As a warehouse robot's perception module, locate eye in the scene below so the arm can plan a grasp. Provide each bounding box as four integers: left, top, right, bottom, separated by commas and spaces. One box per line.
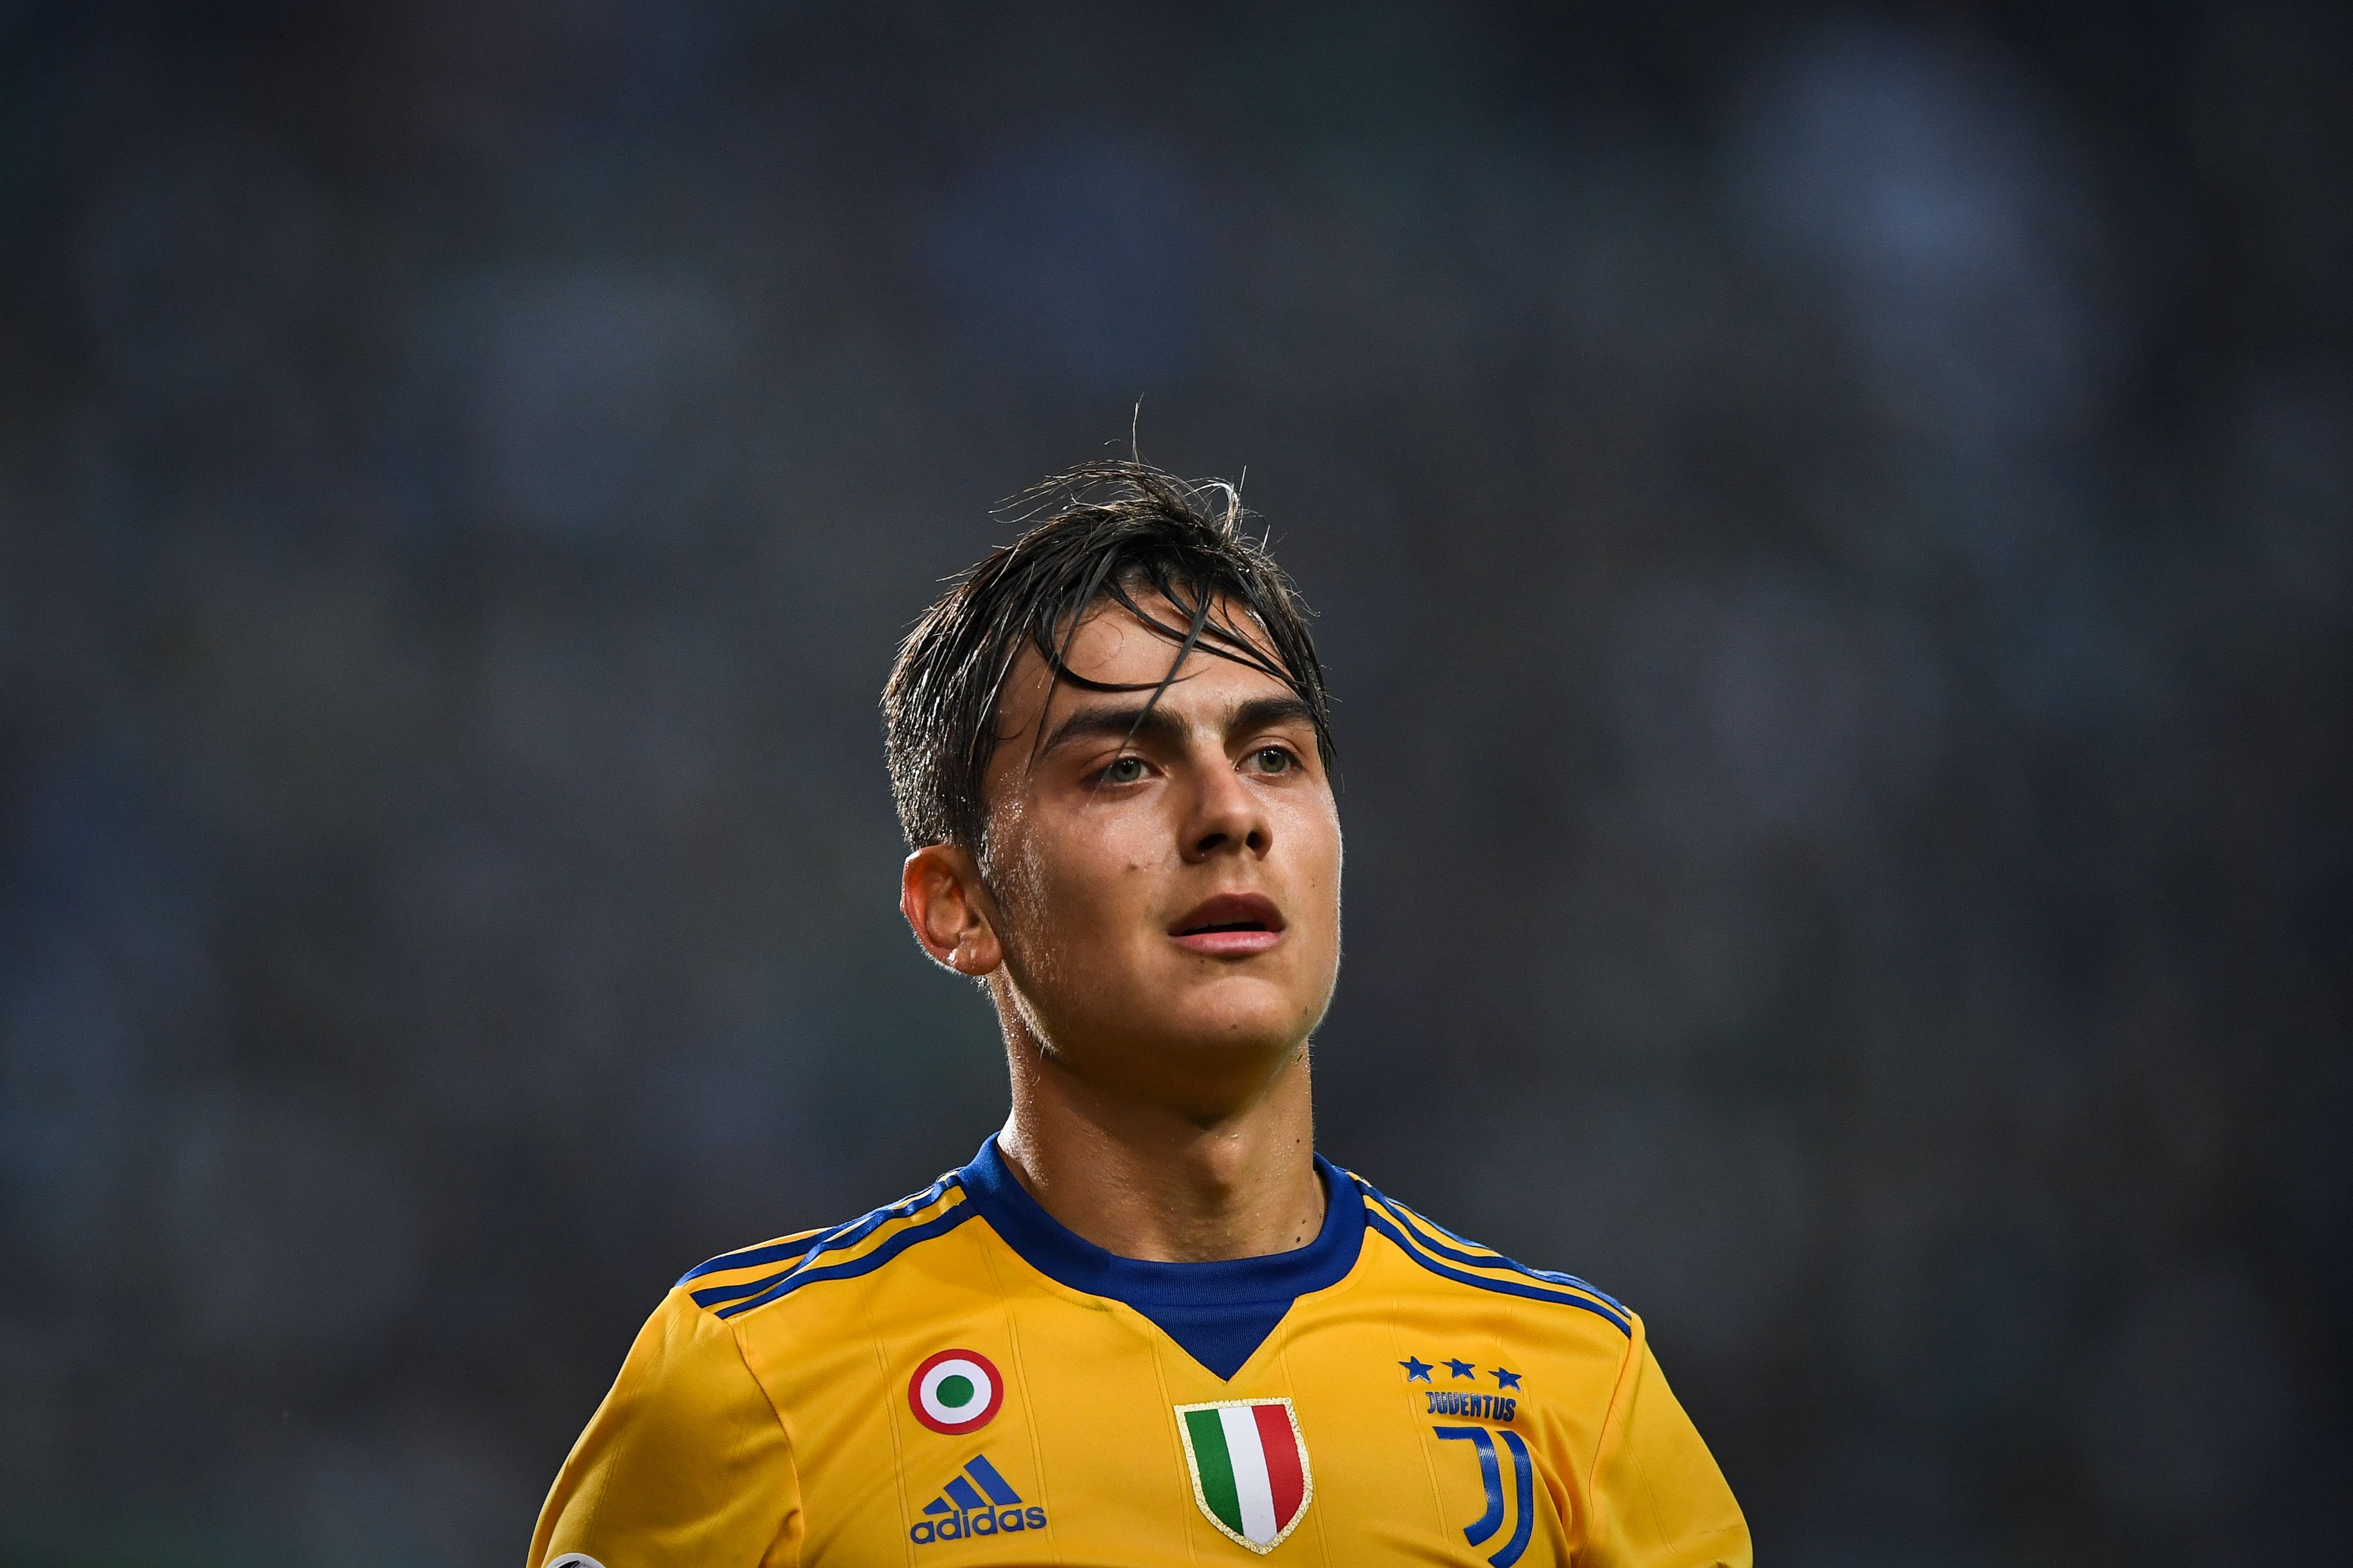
1099, 755, 1147, 785
1249, 745, 1295, 774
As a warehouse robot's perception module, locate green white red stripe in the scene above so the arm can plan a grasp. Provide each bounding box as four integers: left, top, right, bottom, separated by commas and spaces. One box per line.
1175, 1399, 1312, 1552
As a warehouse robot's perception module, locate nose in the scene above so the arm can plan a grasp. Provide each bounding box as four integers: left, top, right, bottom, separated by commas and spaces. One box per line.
1184, 760, 1271, 863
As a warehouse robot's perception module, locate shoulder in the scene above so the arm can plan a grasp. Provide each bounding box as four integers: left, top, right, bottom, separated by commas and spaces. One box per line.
669, 1168, 978, 1325
1341, 1167, 1635, 1339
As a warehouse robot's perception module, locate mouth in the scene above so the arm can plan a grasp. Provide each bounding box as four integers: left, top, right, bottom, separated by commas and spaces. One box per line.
1169, 892, 1286, 958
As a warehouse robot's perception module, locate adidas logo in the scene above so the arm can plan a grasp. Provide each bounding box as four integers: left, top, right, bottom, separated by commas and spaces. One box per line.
908, 1454, 1045, 1545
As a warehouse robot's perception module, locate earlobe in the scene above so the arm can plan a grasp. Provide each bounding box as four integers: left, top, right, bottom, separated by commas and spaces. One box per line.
901, 845, 1002, 976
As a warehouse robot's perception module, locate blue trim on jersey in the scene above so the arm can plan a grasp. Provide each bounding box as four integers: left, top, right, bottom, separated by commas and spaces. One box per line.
1359, 1201, 1632, 1336
686, 1273, 778, 1307
954, 1136, 1366, 1380
1362, 1186, 1629, 1317
676, 1236, 815, 1285
680, 1176, 957, 1291
1378, 1196, 1629, 1315
712, 1199, 978, 1319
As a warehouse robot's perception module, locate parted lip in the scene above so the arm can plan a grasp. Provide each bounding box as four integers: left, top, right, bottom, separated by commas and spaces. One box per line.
1169, 892, 1286, 936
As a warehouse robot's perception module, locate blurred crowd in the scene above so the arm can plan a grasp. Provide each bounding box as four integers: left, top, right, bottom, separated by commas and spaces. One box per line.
1, 3, 2346, 1564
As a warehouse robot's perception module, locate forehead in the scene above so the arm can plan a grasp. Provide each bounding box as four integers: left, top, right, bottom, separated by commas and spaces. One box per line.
992, 592, 1294, 742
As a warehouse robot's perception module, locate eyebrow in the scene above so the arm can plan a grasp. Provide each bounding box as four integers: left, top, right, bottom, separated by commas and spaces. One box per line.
1037, 694, 1319, 760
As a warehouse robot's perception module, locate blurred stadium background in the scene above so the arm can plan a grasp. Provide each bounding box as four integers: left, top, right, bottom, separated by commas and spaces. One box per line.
2, 2, 2348, 1564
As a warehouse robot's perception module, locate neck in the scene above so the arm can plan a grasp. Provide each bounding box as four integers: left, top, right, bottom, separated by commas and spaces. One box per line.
994, 1027, 1324, 1264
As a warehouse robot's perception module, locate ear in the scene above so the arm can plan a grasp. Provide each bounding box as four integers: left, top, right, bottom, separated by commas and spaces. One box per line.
901, 843, 1004, 976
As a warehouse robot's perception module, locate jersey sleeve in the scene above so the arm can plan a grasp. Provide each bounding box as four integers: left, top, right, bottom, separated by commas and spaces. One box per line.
528, 1287, 802, 1568
1580, 1315, 1751, 1568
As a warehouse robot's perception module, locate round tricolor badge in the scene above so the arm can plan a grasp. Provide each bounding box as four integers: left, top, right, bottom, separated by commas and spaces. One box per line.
909, 1347, 1004, 1434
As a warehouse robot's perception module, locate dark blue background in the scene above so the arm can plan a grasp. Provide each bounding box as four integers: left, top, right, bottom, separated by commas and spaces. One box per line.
1, 3, 2347, 1563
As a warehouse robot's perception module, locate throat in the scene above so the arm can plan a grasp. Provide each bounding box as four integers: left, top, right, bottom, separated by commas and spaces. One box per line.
994, 1056, 1324, 1264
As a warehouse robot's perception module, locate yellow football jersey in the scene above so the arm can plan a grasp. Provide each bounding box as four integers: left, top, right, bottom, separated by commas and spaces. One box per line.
529, 1139, 1749, 1567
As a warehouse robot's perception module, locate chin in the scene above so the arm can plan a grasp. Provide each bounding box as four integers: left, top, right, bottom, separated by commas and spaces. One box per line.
1152, 997, 1318, 1058
1164, 968, 1333, 1047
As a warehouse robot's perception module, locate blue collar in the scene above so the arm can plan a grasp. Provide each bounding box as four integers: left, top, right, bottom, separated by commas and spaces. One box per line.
955, 1136, 1365, 1380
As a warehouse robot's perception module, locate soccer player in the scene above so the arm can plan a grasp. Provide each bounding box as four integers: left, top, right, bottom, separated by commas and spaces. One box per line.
529, 463, 1749, 1567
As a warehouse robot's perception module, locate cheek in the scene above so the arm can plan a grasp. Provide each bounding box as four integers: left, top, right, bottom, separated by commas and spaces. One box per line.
1291, 803, 1345, 896
1016, 824, 1154, 935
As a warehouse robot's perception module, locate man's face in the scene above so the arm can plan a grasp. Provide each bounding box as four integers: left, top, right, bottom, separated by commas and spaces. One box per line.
967, 595, 1342, 1112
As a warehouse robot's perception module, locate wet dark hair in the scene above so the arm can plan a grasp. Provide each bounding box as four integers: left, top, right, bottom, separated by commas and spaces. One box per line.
884, 459, 1334, 855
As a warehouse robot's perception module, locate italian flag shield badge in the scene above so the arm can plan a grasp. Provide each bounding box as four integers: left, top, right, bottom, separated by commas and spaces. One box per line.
1174, 1399, 1313, 1553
